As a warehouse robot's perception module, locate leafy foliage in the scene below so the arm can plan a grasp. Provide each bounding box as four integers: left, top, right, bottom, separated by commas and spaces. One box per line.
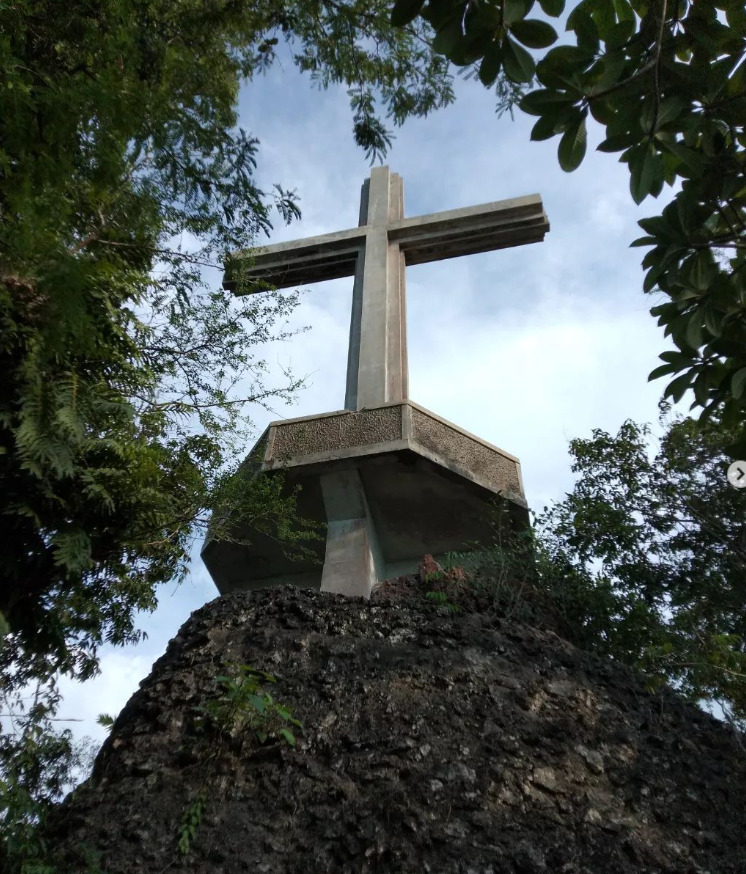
177, 790, 206, 858
538, 407, 746, 727
391, 0, 746, 448
199, 664, 302, 747
0, 682, 95, 873
421, 413, 745, 729
173, 665, 301, 860
0, 0, 457, 690
424, 588, 463, 612
1, 4, 455, 867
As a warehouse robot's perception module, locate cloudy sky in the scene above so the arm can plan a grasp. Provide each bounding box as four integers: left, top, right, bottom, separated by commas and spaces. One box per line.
58, 56, 676, 744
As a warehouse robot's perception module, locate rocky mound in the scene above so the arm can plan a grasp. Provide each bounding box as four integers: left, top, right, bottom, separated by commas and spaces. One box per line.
49, 583, 745, 873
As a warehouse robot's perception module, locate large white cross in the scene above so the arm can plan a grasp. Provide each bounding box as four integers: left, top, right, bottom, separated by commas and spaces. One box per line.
226, 166, 549, 409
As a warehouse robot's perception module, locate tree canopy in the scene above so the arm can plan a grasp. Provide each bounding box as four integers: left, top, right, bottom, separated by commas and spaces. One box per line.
0, 0, 455, 686
392, 0, 746, 449
0, 3, 456, 862
535, 407, 746, 727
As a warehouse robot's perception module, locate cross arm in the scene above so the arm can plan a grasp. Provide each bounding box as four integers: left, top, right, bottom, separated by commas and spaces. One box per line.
389, 194, 549, 266
224, 226, 367, 294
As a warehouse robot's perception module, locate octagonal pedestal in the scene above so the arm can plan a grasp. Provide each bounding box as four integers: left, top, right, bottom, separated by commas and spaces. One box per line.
201, 401, 528, 598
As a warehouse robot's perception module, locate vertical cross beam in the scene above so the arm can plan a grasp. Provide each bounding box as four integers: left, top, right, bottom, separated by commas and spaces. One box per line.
345, 167, 407, 411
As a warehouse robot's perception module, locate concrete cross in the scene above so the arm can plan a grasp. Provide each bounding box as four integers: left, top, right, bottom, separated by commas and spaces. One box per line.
225, 167, 549, 407
205, 168, 550, 599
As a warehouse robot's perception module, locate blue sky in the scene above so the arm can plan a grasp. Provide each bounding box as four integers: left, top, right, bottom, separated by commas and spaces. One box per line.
58, 58, 674, 741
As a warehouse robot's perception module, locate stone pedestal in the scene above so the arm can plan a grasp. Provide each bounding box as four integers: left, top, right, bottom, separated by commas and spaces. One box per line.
201, 401, 528, 598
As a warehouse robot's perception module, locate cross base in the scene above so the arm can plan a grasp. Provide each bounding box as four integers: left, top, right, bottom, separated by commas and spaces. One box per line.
201, 401, 529, 598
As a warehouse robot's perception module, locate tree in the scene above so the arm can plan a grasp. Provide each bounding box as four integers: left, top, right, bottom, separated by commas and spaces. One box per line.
0, 0, 455, 686
535, 407, 746, 727
0, 3, 457, 863
0, 681, 96, 872
391, 0, 746, 449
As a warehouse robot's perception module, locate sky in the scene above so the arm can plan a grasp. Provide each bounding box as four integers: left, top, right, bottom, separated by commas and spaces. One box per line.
57, 55, 676, 746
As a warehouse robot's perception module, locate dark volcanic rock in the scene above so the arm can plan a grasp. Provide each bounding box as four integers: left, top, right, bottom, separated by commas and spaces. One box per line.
50, 584, 746, 873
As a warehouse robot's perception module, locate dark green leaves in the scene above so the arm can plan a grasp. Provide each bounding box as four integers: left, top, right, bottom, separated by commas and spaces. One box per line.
520, 88, 574, 116
479, 41, 504, 86
502, 35, 536, 82
391, 0, 425, 27
536, 44, 595, 88
558, 114, 587, 171
664, 372, 693, 404
432, 16, 463, 55
510, 18, 558, 48
503, 0, 534, 26
732, 369, 746, 400
536, 411, 746, 723
626, 145, 665, 204
538, 0, 565, 14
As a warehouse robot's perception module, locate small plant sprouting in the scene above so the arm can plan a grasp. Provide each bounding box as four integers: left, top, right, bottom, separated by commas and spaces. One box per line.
177, 789, 206, 857
425, 590, 462, 613
200, 663, 302, 747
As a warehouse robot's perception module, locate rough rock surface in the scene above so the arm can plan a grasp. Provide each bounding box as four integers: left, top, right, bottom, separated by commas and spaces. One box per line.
50, 583, 746, 873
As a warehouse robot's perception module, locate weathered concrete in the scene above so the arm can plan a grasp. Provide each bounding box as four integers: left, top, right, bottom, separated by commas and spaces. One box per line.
351, 167, 406, 409
205, 169, 549, 598
224, 167, 549, 411
319, 469, 382, 598
201, 401, 528, 598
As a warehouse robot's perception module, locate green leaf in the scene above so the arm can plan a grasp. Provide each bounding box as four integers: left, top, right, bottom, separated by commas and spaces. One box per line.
558, 115, 587, 171
655, 96, 686, 129
520, 88, 572, 116
450, 29, 494, 66
390, 0, 425, 27
686, 252, 717, 291
538, 0, 565, 15
664, 372, 692, 403
686, 313, 704, 350
536, 44, 594, 88
629, 146, 659, 204
731, 368, 746, 400
692, 371, 710, 408
604, 18, 636, 48
592, 49, 627, 91
510, 19, 558, 48
662, 140, 706, 176
433, 18, 463, 56
503, 0, 534, 26
530, 114, 560, 141
597, 132, 636, 152
611, 0, 635, 24
588, 98, 614, 125
248, 693, 267, 713
648, 363, 679, 381
659, 350, 692, 365
703, 305, 722, 338
587, 0, 616, 36
479, 41, 504, 86
502, 35, 536, 83
567, 7, 599, 53
279, 728, 296, 746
